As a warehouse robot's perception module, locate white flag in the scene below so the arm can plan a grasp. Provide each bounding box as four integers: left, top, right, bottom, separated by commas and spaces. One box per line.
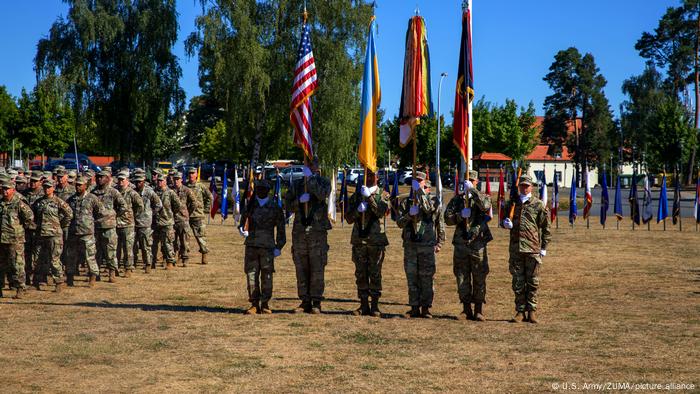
327, 169, 337, 223
233, 167, 241, 223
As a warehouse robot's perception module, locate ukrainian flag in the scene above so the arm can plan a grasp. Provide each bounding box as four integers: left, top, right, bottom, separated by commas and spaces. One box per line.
358, 16, 381, 173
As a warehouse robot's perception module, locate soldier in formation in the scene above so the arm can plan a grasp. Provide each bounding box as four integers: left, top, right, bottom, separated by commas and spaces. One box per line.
186, 167, 212, 265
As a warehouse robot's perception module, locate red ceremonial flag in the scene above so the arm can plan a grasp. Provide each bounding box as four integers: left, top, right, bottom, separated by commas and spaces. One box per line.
497, 167, 505, 225
485, 169, 493, 219
452, 5, 474, 162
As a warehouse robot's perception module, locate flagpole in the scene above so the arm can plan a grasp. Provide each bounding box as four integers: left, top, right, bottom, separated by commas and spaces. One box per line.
437, 72, 447, 206
466, 0, 473, 173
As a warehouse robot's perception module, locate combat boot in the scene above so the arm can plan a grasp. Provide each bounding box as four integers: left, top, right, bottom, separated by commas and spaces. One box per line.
108, 269, 117, 283
88, 274, 97, 288
353, 298, 370, 316
528, 310, 538, 324
473, 303, 485, 322
144, 264, 151, 274
260, 302, 272, 314
405, 306, 420, 318
245, 303, 259, 315
54, 282, 65, 293
13, 287, 24, 299
201, 253, 208, 265
181, 258, 188, 268
370, 297, 381, 317
124, 269, 132, 278
421, 306, 433, 319
310, 301, 322, 315
66, 274, 75, 287
294, 302, 310, 314
459, 303, 474, 320
165, 262, 173, 270
509, 311, 527, 323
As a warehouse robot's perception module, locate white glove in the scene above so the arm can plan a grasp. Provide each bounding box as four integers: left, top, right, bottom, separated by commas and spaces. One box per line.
409, 205, 420, 216
463, 180, 473, 191
299, 193, 310, 203
360, 185, 371, 197
273, 248, 281, 257
503, 218, 513, 229
540, 249, 547, 257
302, 166, 313, 177
460, 207, 471, 219
412, 179, 421, 191
238, 228, 249, 237
357, 202, 368, 213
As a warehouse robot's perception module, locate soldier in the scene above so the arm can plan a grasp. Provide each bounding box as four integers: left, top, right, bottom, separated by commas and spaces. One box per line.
92, 169, 127, 282
444, 171, 493, 321
344, 170, 390, 317
284, 159, 331, 314
0, 179, 35, 298
171, 172, 197, 267
65, 176, 103, 287
396, 171, 446, 318
32, 179, 73, 292
53, 166, 75, 201
133, 173, 162, 273
22, 172, 45, 285
186, 167, 212, 264
15, 175, 28, 193
67, 170, 77, 186
239, 179, 286, 315
153, 173, 180, 269
85, 169, 97, 192
116, 171, 144, 277
502, 175, 551, 324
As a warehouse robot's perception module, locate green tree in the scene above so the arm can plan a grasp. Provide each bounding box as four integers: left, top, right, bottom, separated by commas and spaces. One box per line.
471, 98, 538, 163
636, 0, 700, 182
0, 86, 18, 153
185, 0, 372, 167
35, 0, 185, 163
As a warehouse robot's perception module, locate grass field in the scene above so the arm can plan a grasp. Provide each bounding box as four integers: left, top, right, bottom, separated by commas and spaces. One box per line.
1, 217, 698, 393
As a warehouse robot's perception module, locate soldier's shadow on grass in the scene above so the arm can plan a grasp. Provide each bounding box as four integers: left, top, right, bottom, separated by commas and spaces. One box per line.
274, 296, 408, 306
17, 301, 247, 314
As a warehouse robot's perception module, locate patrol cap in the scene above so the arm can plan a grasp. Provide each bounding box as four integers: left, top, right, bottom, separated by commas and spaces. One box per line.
519, 175, 534, 186
103, 166, 113, 174
75, 175, 87, 186
187, 167, 198, 175
156, 173, 167, 181
152, 168, 163, 175
15, 175, 27, 184
172, 172, 183, 180
168, 169, 177, 176
254, 179, 272, 189
7, 169, 18, 177
413, 171, 427, 181
133, 174, 146, 182
117, 171, 130, 180
42, 171, 52, 179
1, 179, 15, 189
133, 167, 145, 175
68, 170, 77, 179
43, 179, 55, 188
84, 169, 95, 178
53, 165, 66, 176
468, 170, 479, 181
30, 172, 43, 182
97, 169, 111, 177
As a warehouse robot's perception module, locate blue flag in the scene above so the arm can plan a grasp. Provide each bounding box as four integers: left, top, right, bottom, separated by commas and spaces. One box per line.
600, 171, 609, 226
221, 166, 229, 220
340, 170, 348, 225
390, 168, 400, 221
274, 171, 283, 208
657, 174, 668, 223
629, 172, 641, 225
614, 174, 623, 221
569, 173, 577, 224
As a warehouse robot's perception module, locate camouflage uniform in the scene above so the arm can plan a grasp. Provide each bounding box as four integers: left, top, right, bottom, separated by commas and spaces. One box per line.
134, 180, 162, 271
153, 180, 180, 267
504, 187, 551, 315
116, 181, 144, 272
444, 181, 493, 319
284, 173, 331, 310
241, 186, 286, 309
345, 186, 389, 314
65, 186, 103, 278
33, 185, 73, 286
0, 185, 35, 293
396, 180, 446, 314
22, 176, 44, 283
92, 180, 127, 274
186, 174, 212, 261
172, 180, 197, 265
54, 181, 76, 202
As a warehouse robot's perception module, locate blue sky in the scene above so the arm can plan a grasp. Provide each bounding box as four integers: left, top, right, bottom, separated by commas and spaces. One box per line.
0, 0, 678, 121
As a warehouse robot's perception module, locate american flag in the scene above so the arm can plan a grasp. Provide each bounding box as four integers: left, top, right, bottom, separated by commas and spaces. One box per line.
290, 20, 317, 160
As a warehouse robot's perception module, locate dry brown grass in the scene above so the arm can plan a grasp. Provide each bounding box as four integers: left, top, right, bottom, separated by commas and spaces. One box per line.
1, 216, 698, 393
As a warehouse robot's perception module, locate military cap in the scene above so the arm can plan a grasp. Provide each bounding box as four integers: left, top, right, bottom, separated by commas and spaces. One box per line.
30, 172, 43, 182
42, 179, 55, 188
0, 166, 5, 174
468, 170, 479, 181
519, 174, 534, 186
1, 179, 15, 189
84, 169, 95, 178
68, 170, 77, 179
15, 175, 27, 184
97, 169, 111, 177
187, 167, 198, 174
168, 169, 177, 176
75, 175, 87, 186
117, 171, 130, 180
53, 165, 66, 176
156, 173, 167, 181
42, 171, 52, 179
103, 166, 113, 174
254, 179, 272, 189
133, 174, 146, 182
172, 172, 183, 180
413, 171, 427, 181
151, 168, 163, 175
133, 167, 145, 175
7, 169, 18, 177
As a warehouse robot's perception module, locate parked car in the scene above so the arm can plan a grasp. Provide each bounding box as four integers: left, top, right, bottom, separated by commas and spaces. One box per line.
44, 159, 81, 172
63, 153, 101, 172
280, 165, 305, 185
344, 168, 364, 185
